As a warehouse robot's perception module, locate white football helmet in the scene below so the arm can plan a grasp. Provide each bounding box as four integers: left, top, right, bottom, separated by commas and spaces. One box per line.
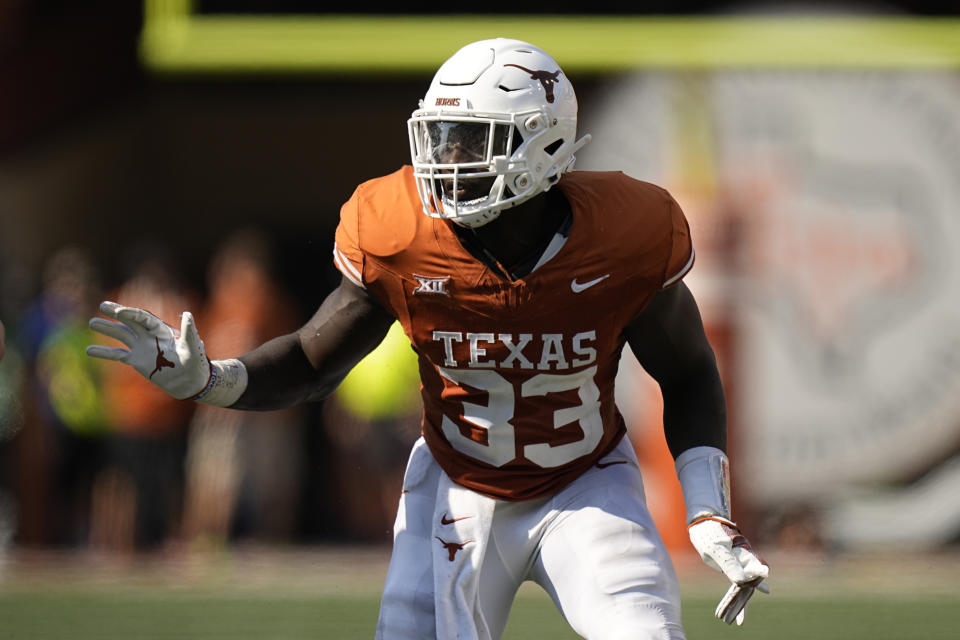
408, 38, 591, 228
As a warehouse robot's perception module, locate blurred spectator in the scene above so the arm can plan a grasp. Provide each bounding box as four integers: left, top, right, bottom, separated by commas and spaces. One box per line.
0, 319, 24, 551
321, 321, 422, 541
92, 243, 197, 551
0, 322, 23, 443
182, 229, 302, 546
15, 246, 107, 546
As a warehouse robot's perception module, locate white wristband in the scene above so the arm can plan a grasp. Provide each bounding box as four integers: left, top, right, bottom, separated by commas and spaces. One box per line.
675, 446, 732, 524
192, 358, 248, 407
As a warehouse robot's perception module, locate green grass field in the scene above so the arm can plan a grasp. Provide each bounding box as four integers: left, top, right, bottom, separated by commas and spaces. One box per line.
3, 592, 960, 639
2, 548, 959, 639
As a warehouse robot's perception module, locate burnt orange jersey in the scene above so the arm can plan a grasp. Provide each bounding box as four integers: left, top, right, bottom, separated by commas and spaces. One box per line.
334, 166, 693, 501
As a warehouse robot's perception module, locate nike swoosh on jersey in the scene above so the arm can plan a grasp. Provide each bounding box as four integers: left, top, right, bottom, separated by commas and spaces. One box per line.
595, 460, 628, 469
440, 513, 473, 525
571, 274, 610, 293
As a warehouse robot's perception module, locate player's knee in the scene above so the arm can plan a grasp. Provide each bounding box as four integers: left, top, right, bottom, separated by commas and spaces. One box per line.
581, 601, 684, 640
377, 572, 435, 639
379, 526, 436, 638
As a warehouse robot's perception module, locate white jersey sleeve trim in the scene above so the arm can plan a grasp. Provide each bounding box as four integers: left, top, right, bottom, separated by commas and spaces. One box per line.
333, 243, 365, 289
663, 247, 695, 289
529, 232, 569, 275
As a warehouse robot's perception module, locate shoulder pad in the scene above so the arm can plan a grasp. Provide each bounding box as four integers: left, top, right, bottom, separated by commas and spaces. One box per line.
352, 167, 423, 258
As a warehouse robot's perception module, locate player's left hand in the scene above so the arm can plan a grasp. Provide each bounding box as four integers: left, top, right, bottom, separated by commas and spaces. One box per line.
688, 516, 770, 625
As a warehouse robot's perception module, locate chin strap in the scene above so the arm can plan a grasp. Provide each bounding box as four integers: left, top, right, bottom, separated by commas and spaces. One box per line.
548, 134, 592, 182
569, 133, 592, 156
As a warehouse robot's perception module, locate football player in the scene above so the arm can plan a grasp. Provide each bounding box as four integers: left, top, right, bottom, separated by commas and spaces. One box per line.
88, 38, 768, 639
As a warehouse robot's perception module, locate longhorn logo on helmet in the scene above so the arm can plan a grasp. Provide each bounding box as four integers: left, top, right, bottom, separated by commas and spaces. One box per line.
503, 64, 562, 103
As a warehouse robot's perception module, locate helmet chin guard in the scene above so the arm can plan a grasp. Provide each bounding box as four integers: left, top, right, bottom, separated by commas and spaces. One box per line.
408, 38, 590, 229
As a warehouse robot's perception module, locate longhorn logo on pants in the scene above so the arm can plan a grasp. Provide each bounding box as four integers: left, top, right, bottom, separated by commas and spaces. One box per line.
436, 537, 473, 561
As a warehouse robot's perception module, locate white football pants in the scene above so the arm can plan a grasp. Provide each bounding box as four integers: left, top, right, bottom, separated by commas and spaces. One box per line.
375, 435, 686, 640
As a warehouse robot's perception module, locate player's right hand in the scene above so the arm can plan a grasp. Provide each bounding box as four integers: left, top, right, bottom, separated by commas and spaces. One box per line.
688, 516, 770, 625
86, 301, 211, 400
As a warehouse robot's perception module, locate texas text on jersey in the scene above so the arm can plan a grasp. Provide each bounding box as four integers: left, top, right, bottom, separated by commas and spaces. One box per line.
334, 166, 693, 501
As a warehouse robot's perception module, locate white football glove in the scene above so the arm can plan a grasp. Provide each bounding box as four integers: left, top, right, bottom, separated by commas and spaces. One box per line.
688, 516, 770, 625
86, 301, 211, 400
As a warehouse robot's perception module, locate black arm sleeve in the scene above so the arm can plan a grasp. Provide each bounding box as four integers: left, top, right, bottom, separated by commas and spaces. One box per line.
231, 276, 395, 411
623, 281, 727, 458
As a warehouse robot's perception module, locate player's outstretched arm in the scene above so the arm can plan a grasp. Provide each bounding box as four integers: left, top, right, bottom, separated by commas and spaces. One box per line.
624, 282, 769, 626
233, 275, 394, 410
87, 276, 394, 411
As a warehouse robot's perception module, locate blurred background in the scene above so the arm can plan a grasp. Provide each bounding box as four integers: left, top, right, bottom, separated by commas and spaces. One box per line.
2, 1, 960, 638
